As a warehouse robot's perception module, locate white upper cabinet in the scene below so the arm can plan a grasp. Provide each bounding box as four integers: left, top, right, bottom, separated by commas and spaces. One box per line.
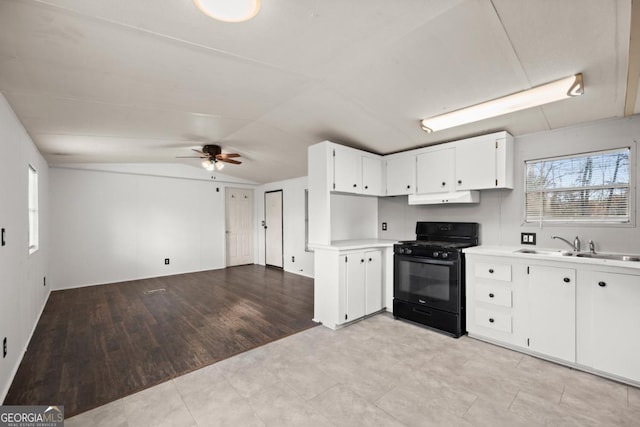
455, 133, 514, 190
416, 148, 455, 194
362, 156, 384, 196
333, 145, 362, 193
386, 154, 416, 196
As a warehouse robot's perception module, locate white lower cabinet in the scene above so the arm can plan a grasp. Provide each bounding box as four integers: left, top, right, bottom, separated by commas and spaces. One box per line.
466, 252, 640, 386
578, 270, 640, 383
527, 265, 576, 363
342, 250, 383, 322
314, 246, 386, 329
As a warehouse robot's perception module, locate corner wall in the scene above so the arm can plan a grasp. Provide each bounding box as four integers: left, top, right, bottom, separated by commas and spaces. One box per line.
0, 94, 50, 402
379, 115, 640, 252
49, 165, 255, 289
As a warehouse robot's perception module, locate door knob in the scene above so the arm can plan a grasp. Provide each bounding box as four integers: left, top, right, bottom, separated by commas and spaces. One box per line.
563, 277, 571, 283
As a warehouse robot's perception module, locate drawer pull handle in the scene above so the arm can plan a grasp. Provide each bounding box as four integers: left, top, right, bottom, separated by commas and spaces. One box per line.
563, 277, 570, 283
489, 293, 494, 298
598, 281, 606, 287
488, 269, 494, 274
489, 318, 495, 323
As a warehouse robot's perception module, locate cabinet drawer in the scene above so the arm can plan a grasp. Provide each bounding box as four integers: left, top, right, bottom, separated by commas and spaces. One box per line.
475, 308, 512, 333
474, 262, 511, 282
475, 283, 512, 307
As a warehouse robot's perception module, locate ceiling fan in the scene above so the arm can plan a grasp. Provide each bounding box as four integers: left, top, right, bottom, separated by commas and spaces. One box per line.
177, 144, 242, 171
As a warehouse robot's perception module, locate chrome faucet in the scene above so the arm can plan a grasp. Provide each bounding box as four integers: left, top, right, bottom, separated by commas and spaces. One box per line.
552, 235, 581, 252
589, 240, 596, 254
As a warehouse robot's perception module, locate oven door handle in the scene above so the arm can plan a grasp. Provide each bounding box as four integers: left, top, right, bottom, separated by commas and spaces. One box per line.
395, 255, 456, 267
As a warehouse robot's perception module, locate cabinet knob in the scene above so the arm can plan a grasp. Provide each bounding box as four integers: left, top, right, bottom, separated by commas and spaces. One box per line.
353, 184, 357, 188
364, 185, 368, 189
458, 180, 462, 185
488, 269, 494, 274
406, 185, 411, 189
489, 293, 494, 298
361, 259, 365, 263
368, 258, 372, 262
563, 277, 571, 283
598, 281, 606, 287
441, 182, 446, 186
489, 318, 495, 323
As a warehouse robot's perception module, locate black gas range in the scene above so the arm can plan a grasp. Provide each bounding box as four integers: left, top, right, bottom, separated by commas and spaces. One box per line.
393, 222, 479, 337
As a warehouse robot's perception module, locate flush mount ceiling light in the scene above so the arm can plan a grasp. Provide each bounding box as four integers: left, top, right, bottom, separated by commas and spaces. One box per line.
420, 73, 584, 133
193, 0, 260, 23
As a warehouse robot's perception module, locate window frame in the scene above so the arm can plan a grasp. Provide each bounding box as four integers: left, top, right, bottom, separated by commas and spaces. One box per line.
523, 147, 634, 226
28, 165, 39, 254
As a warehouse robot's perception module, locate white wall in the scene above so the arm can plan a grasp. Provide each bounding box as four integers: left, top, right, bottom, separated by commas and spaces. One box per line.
330, 193, 379, 241
0, 94, 50, 402
49, 165, 255, 289
255, 176, 314, 277
379, 116, 640, 253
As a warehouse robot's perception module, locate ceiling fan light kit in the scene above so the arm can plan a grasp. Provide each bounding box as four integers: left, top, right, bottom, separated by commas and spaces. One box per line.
178, 144, 241, 171
193, 0, 260, 23
420, 73, 584, 133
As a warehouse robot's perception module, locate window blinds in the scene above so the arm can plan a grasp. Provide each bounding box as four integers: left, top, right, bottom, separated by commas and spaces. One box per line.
525, 148, 630, 223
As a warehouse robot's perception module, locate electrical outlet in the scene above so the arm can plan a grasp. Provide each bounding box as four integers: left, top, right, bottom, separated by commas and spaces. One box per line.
164, 258, 170, 265
521, 232, 536, 245
1, 228, 5, 246
291, 256, 295, 262
382, 222, 387, 231
43, 277, 46, 287
3, 337, 7, 358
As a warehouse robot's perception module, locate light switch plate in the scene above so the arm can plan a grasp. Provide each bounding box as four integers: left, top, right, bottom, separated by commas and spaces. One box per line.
521, 232, 536, 245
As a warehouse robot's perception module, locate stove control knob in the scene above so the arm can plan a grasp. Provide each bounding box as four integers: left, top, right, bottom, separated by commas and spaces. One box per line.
442, 252, 449, 259
405, 248, 412, 254
432, 251, 439, 257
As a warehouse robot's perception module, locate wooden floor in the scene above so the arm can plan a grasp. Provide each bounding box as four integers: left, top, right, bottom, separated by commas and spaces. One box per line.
3, 265, 316, 417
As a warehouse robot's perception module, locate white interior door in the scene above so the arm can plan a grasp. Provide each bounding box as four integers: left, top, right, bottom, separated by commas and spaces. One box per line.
226, 187, 254, 266
264, 190, 283, 268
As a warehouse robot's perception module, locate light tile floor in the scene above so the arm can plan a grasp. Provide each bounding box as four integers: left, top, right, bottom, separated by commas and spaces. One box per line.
66, 313, 640, 426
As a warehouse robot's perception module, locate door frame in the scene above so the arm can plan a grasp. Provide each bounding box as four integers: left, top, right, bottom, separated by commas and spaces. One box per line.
264, 189, 284, 269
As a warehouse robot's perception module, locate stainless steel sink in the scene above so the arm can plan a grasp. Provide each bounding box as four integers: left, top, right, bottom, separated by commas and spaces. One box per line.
515, 249, 574, 256
575, 253, 640, 262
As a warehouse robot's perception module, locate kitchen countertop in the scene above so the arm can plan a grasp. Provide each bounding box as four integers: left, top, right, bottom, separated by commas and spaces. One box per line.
464, 245, 640, 271
309, 239, 398, 251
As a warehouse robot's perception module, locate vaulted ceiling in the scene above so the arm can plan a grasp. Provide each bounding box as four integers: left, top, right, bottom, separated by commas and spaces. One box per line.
0, 0, 636, 183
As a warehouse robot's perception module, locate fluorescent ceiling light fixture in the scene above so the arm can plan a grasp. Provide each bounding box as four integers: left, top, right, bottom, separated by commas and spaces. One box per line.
193, 0, 260, 23
420, 73, 584, 133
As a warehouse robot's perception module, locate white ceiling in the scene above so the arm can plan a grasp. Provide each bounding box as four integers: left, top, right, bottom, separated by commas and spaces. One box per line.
0, 0, 636, 183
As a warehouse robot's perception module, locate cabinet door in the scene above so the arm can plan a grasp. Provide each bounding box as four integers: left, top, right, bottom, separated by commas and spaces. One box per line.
416, 148, 454, 194
455, 137, 496, 190
362, 156, 383, 196
345, 253, 366, 322
333, 146, 362, 193
528, 265, 576, 362
589, 272, 640, 382
386, 155, 415, 195
364, 250, 382, 315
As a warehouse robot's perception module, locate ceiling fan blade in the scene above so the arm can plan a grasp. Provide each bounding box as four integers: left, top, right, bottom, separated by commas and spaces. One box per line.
176, 155, 207, 158
219, 158, 242, 165
216, 153, 241, 159
191, 149, 206, 155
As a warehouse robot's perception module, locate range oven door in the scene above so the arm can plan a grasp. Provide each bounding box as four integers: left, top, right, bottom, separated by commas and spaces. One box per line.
394, 254, 460, 314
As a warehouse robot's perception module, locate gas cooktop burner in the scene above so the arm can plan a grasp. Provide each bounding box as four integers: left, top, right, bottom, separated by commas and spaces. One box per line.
398, 240, 475, 250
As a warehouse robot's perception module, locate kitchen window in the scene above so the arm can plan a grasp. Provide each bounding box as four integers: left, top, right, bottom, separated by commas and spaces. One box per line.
525, 148, 630, 224
28, 165, 39, 253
